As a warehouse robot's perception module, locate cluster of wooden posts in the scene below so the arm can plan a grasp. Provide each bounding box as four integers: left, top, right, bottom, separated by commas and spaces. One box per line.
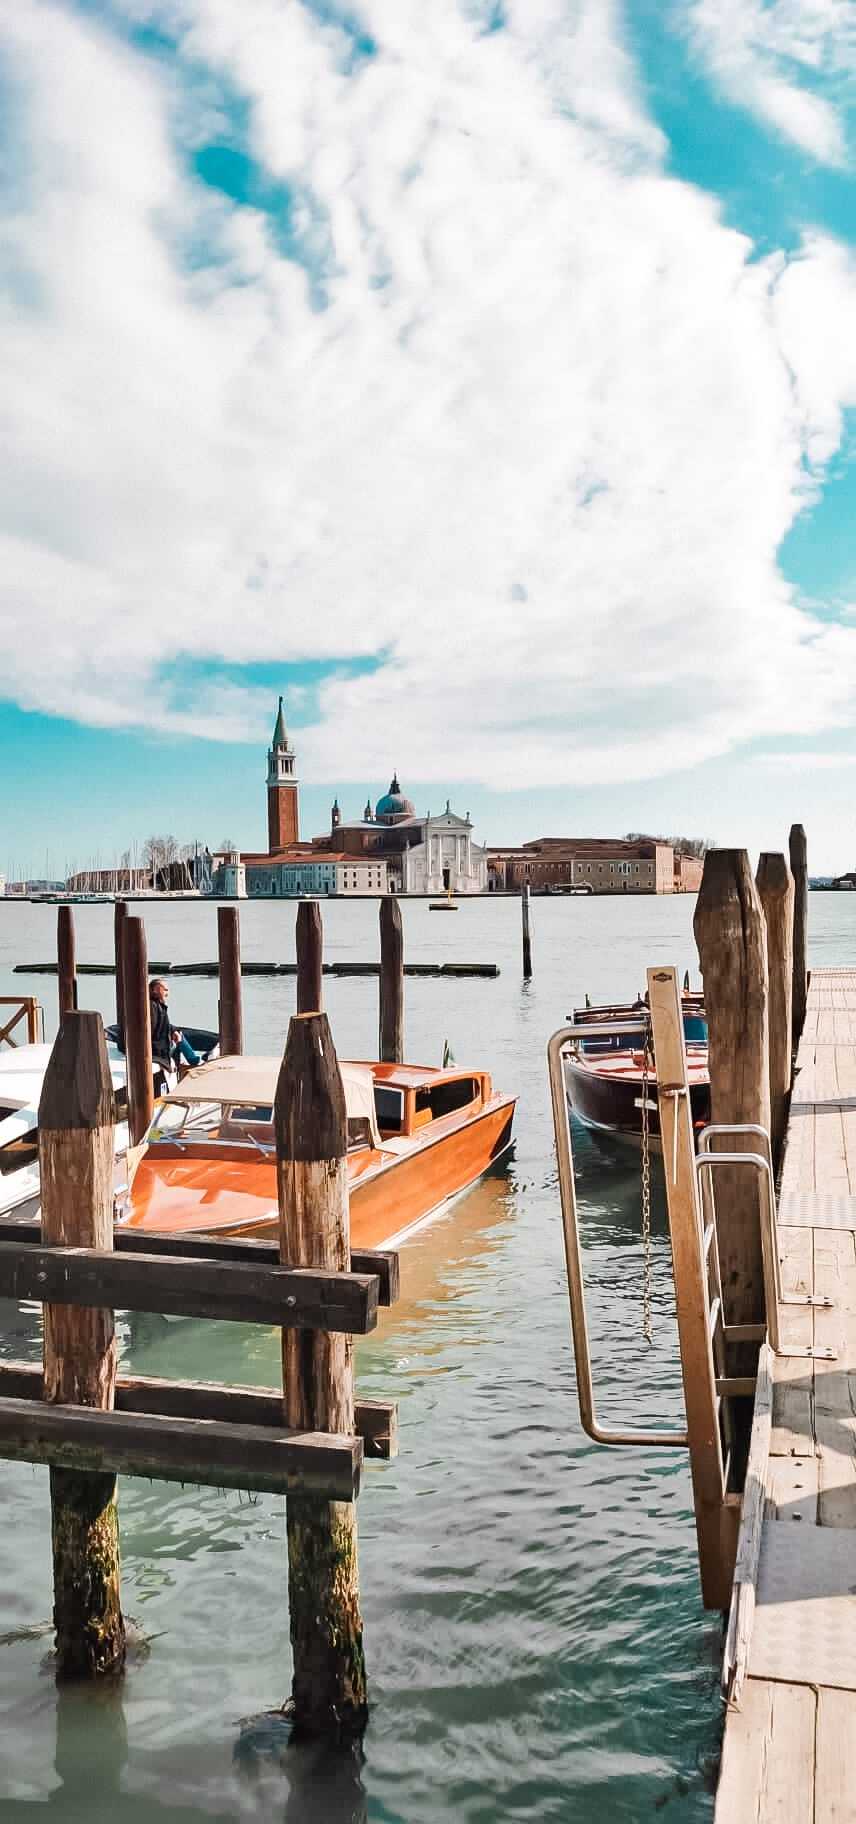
0, 894, 418, 1742
694, 825, 808, 1359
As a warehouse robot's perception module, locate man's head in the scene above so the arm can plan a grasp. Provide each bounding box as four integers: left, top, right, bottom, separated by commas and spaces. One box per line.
150, 978, 169, 1004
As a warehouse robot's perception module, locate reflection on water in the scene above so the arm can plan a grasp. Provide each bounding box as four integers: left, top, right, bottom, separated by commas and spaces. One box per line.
1, 889, 819, 1820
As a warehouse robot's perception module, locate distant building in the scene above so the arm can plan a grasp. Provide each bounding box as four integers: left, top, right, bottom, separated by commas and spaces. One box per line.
487, 837, 677, 895
212, 702, 487, 896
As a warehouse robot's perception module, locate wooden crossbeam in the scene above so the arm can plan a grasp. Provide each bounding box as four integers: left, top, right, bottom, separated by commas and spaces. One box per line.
0, 1362, 398, 1461
0, 1239, 379, 1333
0, 1220, 400, 1309
0, 1395, 360, 1499
0, 1002, 27, 1048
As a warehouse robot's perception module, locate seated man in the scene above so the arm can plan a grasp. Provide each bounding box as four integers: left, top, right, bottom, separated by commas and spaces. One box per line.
149, 979, 201, 1076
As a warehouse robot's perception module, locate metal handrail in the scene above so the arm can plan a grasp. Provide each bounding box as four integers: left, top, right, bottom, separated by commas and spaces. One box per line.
547, 1023, 688, 1448
694, 1149, 781, 1352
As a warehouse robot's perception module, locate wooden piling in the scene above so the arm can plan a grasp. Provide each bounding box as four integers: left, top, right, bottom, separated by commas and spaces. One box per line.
379, 898, 404, 1065
38, 1012, 125, 1678
57, 907, 76, 1021
694, 851, 770, 1370
275, 1013, 367, 1742
522, 884, 532, 979
122, 917, 153, 1145
113, 900, 127, 1036
755, 852, 794, 1170
296, 902, 323, 1015
217, 906, 243, 1056
789, 823, 808, 1047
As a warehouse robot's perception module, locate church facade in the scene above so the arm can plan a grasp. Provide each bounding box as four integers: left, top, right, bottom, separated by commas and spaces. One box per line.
213, 700, 487, 897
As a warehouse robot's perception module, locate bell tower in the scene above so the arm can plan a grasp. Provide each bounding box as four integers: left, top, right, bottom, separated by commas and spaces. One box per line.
267, 697, 299, 853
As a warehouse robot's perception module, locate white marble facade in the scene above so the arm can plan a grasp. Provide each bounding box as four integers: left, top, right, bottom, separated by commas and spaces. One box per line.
392, 808, 487, 895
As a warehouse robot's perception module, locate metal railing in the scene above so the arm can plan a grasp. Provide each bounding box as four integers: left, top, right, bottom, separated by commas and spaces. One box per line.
546, 1020, 689, 1447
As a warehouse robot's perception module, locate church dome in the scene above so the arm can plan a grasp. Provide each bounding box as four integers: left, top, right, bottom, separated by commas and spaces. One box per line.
375, 774, 415, 823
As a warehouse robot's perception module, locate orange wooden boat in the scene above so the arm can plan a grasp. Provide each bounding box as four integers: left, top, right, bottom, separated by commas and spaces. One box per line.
117, 1055, 516, 1251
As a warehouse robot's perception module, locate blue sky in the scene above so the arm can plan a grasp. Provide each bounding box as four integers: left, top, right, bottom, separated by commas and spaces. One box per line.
2, 0, 856, 875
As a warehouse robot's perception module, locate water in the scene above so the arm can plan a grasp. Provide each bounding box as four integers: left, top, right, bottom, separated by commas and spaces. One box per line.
0, 890, 850, 1821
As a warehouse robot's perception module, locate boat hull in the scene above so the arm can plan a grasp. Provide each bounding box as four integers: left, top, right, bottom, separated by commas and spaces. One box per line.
124, 1097, 517, 1251
563, 1054, 709, 1150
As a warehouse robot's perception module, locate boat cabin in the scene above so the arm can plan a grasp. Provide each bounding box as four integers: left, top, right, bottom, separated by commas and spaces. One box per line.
140, 1057, 495, 1161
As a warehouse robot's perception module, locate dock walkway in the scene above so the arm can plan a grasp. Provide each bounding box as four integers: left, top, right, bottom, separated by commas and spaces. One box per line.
716, 968, 856, 1821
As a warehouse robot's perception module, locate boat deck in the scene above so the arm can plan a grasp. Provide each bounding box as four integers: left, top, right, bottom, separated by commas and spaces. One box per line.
715, 969, 856, 1821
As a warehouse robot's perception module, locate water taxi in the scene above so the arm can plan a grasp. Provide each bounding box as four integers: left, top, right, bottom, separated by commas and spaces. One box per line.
117, 1056, 516, 1250
563, 993, 709, 1150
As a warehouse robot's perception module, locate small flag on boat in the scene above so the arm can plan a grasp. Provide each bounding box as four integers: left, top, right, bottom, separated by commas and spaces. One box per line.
442, 1038, 455, 1067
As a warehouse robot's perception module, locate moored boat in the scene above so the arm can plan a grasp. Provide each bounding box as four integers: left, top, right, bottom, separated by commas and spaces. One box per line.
563, 993, 709, 1150
0, 1040, 130, 1218
117, 1055, 517, 1250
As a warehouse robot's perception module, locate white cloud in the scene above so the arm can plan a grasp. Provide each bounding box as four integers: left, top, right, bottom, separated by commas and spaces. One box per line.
1, 0, 856, 788
685, 0, 853, 165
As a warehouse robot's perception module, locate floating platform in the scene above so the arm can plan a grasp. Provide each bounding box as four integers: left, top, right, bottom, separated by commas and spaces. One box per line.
14, 960, 499, 979
716, 967, 856, 1821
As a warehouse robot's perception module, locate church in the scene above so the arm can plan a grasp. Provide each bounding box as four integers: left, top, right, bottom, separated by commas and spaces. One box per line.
213, 699, 487, 897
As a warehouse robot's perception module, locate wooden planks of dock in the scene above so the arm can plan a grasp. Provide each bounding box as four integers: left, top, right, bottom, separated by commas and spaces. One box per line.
716, 968, 856, 1822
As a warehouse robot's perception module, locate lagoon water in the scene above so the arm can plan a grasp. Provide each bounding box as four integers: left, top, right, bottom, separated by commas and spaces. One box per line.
0, 890, 852, 1822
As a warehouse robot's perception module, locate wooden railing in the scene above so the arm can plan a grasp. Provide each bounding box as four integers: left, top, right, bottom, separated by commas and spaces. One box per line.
0, 997, 43, 1048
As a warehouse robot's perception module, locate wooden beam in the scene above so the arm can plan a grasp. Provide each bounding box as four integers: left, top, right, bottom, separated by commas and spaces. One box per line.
122, 916, 154, 1145
296, 901, 323, 1014
648, 964, 733, 1610
0, 1397, 360, 1500
217, 906, 243, 1056
0, 1240, 379, 1333
722, 1343, 773, 1705
694, 850, 770, 1379
0, 1220, 399, 1309
0, 1363, 398, 1461
38, 1011, 125, 1678
789, 823, 808, 1046
379, 897, 404, 1065
57, 906, 77, 1020
756, 852, 794, 1170
277, 1010, 367, 1742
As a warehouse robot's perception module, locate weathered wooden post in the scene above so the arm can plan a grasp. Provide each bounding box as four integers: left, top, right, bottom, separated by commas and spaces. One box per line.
114, 900, 127, 1036
217, 906, 243, 1055
57, 907, 76, 1020
379, 897, 404, 1065
296, 901, 323, 1014
522, 884, 532, 979
789, 823, 808, 1047
756, 852, 794, 1170
122, 916, 153, 1145
38, 1011, 125, 1678
275, 1012, 367, 1742
694, 851, 770, 1369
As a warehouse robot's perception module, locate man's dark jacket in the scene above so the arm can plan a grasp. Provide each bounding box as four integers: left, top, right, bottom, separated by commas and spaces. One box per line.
149, 995, 172, 1069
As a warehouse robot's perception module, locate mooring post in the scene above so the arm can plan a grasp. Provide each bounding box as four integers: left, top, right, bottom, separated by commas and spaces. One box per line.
114, 900, 127, 1037
756, 852, 794, 1170
122, 916, 153, 1145
57, 907, 77, 1020
296, 901, 323, 1014
379, 897, 404, 1064
522, 884, 532, 979
38, 1011, 125, 1678
217, 906, 243, 1055
275, 1012, 367, 1742
789, 823, 808, 1048
694, 850, 770, 1372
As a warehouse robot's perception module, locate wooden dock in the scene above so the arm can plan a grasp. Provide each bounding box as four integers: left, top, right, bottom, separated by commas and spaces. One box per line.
716, 967, 856, 1820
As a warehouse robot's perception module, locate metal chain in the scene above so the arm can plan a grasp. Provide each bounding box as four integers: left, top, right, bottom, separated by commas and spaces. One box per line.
640, 1021, 653, 1345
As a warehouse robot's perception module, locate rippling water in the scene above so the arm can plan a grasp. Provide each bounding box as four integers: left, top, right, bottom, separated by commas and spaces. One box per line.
0, 890, 849, 1820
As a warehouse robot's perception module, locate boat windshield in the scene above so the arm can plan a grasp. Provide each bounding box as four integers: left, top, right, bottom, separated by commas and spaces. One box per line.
146, 1101, 275, 1149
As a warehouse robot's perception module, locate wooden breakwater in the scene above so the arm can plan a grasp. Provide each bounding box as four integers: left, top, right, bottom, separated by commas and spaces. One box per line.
0, 1003, 399, 1742
15, 959, 499, 978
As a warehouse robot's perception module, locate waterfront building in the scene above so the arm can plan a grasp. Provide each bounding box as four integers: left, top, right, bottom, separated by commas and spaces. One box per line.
487, 837, 680, 894
212, 700, 487, 897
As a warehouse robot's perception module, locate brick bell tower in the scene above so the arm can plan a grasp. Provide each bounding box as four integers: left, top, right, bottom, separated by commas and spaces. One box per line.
267, 696, 299, 853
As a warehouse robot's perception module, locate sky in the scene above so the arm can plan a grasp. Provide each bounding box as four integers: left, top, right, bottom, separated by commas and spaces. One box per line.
2, 0, 856, 876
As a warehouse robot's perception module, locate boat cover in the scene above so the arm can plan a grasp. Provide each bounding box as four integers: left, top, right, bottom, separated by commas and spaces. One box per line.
162, 1056, 381, 1148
